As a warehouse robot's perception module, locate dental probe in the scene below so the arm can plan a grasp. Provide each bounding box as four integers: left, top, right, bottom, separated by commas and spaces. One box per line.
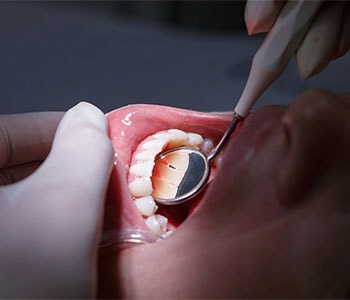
153, 0, 322, 206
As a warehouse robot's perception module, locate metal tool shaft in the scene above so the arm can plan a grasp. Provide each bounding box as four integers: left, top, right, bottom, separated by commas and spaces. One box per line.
207, 115, 241, 161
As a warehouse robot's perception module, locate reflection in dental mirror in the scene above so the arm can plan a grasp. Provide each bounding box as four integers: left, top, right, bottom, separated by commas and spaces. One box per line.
152, 148, 210, 205
152, 116, 241, 205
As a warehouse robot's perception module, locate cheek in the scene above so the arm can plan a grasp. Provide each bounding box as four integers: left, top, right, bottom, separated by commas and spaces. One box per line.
191, 124, 289, 235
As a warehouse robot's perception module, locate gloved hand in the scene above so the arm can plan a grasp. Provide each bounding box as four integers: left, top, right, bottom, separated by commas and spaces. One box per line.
245, 0, 350, 79
0, 102, 113, 297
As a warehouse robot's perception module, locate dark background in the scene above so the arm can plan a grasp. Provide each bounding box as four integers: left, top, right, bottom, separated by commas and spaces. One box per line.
0, 1, 348, 114
42, 1, 246, 32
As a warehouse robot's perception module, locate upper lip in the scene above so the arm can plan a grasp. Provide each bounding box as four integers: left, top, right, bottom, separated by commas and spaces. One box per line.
105, 104, 285, 234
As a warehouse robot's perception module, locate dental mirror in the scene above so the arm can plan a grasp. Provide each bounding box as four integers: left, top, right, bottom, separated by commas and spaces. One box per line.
152, 116, 240, 205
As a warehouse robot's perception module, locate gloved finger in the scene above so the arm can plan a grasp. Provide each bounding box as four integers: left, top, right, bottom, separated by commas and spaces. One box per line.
0, 102, 113, 297
245, 0, 285, 35
28, 102, 114, 246
0, 112, 63, 168
0, 161, 41, 185
333, 2, 350, 60
296, 1, 344, 79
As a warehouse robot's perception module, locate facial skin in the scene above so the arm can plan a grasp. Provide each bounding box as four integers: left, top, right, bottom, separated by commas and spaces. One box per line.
0, 90, 348, 298
99, 89, 350, 298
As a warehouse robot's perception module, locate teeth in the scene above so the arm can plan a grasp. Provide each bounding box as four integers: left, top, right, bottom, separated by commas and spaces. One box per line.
129, 160, 154, 177
154, 129, 187, 142
152, 176, 178, 199
151, 149, 191, 199
134, 149, 158, 161
200, 138, 214, 155
128, 177, 153, 197
134, 196, 158, 217
167, 129, 186, 135
141, 139, 167, 150
128, 128, 216, 238
145, 214, 168, 235
187, 133, 204, 147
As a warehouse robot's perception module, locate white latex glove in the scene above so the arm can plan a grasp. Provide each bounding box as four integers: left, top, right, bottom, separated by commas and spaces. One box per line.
245, 0, 350, 79
0, 102, 113, 297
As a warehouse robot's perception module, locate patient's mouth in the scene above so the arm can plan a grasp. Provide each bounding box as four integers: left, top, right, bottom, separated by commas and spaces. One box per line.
128, 128, 221, 237
105, 104, 232, 243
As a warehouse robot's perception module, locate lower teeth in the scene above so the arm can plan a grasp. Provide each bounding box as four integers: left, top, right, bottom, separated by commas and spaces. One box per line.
134, 196, 158, 217
145, 214, 168, 235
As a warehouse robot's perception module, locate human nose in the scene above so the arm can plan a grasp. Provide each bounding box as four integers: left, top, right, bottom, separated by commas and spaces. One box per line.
278, 89, 350, 203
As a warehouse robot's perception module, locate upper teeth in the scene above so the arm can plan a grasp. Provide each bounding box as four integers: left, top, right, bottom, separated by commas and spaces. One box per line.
200, 138, 214, 156
128, 129, 214, 236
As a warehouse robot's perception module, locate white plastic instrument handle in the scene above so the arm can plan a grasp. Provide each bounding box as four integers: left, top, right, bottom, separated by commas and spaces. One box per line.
234, 0, 322, 118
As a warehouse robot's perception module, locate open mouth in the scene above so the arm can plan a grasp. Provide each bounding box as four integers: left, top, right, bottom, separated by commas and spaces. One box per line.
104, 104, 233, 244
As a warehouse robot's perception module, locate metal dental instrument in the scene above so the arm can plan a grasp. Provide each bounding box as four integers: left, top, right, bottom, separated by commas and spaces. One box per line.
154, 0, 322, 206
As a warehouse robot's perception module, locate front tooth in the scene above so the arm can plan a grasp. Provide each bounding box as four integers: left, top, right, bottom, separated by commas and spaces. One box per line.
134, 196, 158, 216
129, 160, 154, 177
128, 177, 153, 197
145, 214, 168, 235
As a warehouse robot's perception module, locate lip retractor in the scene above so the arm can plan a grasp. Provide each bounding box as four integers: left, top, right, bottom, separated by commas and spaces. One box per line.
154, 0, 322, 205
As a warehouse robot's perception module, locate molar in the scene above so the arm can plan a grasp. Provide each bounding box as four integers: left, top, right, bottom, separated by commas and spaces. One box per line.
187, 133, 204, 147
145, 214, 168, 235
200, 138, 214, 155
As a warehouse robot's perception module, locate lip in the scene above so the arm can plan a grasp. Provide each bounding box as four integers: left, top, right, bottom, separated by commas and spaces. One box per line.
104, 104, 286, 239
192, 104, 288, 227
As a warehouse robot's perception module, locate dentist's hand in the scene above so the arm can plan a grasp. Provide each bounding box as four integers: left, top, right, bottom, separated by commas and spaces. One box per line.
0, 103, 113, 297
245, 0, 350, 79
